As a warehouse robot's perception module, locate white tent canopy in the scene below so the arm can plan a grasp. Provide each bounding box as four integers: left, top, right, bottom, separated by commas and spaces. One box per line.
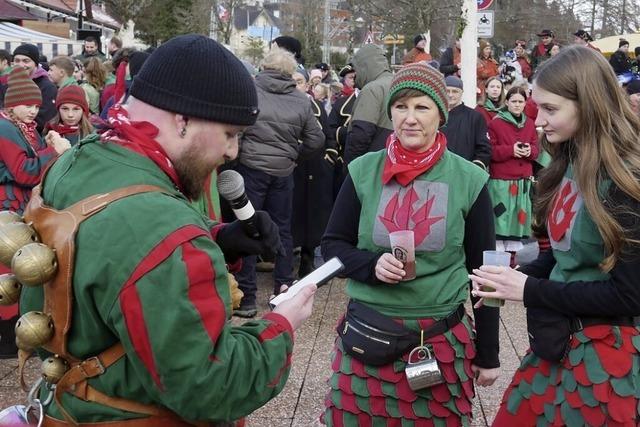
0, 22, 83, 58
591, 32, 640, 54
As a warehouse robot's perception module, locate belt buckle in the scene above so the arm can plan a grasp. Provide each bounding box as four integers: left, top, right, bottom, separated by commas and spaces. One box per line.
571, 318, 584, 332
79, 356, 105, 377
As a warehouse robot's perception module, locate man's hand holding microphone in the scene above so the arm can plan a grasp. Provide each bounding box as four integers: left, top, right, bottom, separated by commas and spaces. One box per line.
215, 170, 316, 330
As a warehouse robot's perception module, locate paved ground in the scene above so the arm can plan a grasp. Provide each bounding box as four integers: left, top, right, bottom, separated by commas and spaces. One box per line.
0, 243, 537, 426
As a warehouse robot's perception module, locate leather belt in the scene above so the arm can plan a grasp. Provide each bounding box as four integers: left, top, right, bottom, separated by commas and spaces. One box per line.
572, 316, 640, 331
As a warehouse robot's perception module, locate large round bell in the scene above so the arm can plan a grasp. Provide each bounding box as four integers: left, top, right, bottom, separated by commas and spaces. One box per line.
15, 335, 34, 352
41, 355, 69, 384
0, 211, 22, 226
11, 243, 57, 287
15, 311, 54, 350
0, 223, 39, 267
0, 274, 21, 305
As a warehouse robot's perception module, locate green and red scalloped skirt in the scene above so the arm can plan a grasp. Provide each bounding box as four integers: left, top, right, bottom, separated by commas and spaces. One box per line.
321, 314, 477, 426
493, 324, 640, 426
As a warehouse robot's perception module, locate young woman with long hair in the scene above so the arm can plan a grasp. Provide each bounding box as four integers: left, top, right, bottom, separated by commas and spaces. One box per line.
487, 86, 538, 266
471, 45, 640, 426
475, 76, 505, 125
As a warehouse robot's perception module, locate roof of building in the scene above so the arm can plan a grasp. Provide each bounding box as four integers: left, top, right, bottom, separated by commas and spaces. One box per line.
0, 0, 37, 20
234, 4, 281, 30
8, 0, 120, 29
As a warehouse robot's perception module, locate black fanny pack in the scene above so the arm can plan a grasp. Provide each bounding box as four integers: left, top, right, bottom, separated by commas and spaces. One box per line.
527, 307, 639, 362
337, 300, 465, 366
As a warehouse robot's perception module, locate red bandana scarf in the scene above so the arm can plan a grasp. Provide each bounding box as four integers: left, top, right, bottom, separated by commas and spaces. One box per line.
381, 131, 447, 187
47, 123, 79, 136
102, 104, 183, 191
1, 110, 40, 148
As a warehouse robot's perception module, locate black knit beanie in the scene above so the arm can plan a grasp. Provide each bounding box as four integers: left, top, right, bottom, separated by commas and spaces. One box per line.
130, 34, 259, 126
12, 44, 40, 65
128, 51, 150, 78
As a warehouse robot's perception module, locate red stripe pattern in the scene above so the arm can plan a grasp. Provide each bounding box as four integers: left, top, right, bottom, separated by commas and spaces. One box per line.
182, 241, 226, 344
119, 225, 207, 390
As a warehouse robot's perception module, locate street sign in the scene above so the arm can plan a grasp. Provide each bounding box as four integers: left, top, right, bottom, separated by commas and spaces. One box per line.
477, 10, 494, 38
364, 31, 374, 44
383, 34, 405, 45
477, 0, 494, 10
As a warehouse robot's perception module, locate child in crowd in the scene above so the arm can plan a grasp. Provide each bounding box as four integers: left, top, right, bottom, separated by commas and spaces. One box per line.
44, 85, 93, 146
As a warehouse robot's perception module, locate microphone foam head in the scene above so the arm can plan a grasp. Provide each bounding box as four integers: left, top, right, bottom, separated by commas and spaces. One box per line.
217, 170, 245, 201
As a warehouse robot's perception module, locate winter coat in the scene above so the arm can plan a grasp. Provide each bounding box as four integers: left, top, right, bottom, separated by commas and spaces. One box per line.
477, 57, 500, 91
32, 68, 57, 133
488, 112, 538, 179
439, 47, 461, 77
441, 103, 492, 169
530, 43, 552, 71
344, 45, 393, 164
609, 50, 632, 75
238, 70, 325, 177
402, 48, 432, 65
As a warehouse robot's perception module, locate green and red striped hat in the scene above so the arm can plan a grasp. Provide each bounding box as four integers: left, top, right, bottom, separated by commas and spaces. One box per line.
4, 67, 42, 109
387, 63, 449, 126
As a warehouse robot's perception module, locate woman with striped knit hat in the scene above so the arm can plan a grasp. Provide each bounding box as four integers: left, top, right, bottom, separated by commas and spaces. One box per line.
0, 67, 70, 357
321, 63, 500, 425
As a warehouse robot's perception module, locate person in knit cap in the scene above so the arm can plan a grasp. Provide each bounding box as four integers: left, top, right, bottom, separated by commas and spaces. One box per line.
321, 62, 500, 425
0, 67, 70, 358
402, 33, 432, 65
609, 38, 632, 75
18, 34, 317, 425
44, 85, 93, 146
10, 43, 57, 133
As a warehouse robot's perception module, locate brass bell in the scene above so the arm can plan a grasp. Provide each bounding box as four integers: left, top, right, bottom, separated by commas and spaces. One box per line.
0, 274, 21, 305
15, 335, 34, 352
0, 223, 39, 267
0, 211, 22, 226
15, 311, 54, 350
12, 243, 57, 287
41, 355, 69, 384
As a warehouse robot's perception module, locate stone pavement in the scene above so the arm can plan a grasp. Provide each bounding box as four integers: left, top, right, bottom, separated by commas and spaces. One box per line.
0, 246, 536, 426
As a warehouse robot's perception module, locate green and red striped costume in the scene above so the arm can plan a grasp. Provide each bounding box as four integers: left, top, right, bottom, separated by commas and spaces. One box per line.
493, 168, 640, 426
20, 134, 294, 424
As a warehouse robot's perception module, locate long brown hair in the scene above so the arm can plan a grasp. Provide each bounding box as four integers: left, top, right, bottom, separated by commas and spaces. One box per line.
479, 76, 505, 107
47, 113, 93, 139
84, 57, 107, 90
534, 45, 640, 271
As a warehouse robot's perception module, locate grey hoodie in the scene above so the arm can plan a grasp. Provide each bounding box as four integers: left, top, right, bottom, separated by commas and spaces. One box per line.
344, 45, 394, 164
239, 70, 325, 177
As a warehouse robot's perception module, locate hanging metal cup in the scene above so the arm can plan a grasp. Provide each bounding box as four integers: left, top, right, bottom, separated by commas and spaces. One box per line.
404, 345, 444, 391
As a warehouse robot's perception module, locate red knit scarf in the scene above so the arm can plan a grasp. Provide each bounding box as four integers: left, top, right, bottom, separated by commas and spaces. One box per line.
381, 131, 447, 187
102, 104, 183, 191
1, 110, 39, 148
47, 123, 79, 136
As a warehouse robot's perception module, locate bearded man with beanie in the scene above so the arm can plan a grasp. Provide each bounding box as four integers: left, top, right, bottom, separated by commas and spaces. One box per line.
321, 63, 499, 425
0, 67, 70, 357
18, 34, 316, 426
402, 34, 432, 65
10, 43, 57, 133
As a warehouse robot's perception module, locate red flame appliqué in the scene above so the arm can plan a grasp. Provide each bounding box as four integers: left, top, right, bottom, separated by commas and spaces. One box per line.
549, 181, 578, 242
378, 187, 444, 246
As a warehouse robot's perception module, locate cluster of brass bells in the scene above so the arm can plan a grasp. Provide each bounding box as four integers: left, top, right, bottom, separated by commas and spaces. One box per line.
0, 211, 63, 383
0, 212, 58, 303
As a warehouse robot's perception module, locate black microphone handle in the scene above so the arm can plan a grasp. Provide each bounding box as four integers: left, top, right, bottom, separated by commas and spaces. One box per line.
240, 215, 261, 239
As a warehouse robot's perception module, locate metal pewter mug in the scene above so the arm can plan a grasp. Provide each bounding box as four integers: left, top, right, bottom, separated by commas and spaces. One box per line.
405, 345, 444, 391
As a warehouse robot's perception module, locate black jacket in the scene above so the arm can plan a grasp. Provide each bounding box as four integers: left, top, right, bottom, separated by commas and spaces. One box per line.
439, 47, 460, 77
441, 103, 492, 169
610, 50, 632, 75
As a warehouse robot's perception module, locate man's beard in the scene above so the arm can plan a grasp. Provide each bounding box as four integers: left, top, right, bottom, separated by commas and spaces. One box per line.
173, 143, 214, 200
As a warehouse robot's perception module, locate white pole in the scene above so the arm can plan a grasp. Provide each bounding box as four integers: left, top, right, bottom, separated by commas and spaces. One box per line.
460, 0, 477, 107
322, 0, 331, 64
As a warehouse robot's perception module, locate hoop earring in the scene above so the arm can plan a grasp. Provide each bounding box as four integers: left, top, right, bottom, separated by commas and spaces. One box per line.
180, 128, 187, 138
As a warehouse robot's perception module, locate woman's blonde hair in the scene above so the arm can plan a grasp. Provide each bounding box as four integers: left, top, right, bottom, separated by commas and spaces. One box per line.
260, 47, 297, 76
534, 45, 640, 271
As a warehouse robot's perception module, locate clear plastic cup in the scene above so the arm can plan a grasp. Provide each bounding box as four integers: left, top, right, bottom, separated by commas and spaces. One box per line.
389, 230, 416, 281
481, 250, 511, 307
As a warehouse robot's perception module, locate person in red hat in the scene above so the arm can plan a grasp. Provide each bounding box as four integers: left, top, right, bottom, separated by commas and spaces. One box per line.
0, 67, 70, 357
44, 85, 94, 146
530, 29, 555, 71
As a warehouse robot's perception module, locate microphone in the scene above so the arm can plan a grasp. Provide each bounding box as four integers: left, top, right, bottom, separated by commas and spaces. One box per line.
217, 170, 260, 238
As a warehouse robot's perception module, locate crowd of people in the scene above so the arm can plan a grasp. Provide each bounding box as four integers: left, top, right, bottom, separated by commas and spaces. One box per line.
0, 26, 638, 427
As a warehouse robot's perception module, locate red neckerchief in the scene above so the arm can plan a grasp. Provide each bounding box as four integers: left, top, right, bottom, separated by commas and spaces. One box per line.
47, 123, 79, 136
341, 85, 355, 97
381, 131, 447, 187
102, 104, 183, 191
113, 61, 128, 104
536, 42, 548, 56
1, 110, 39, 148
